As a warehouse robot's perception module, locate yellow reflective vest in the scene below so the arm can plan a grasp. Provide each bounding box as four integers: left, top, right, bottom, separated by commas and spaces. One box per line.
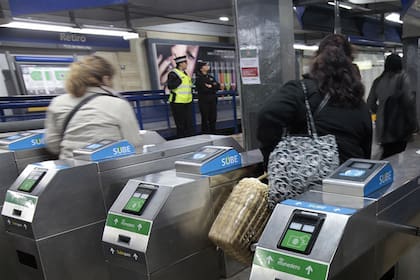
169, 68, 192, 103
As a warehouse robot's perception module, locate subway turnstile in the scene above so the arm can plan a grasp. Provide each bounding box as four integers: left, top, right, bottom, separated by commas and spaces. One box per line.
2, 135, 243, 280
103, 147, 264, 280
250, 154, 420, 280
0, 130, 53, 280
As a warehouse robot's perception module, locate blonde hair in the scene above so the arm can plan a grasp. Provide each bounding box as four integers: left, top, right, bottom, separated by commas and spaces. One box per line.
65, 55, 115, 97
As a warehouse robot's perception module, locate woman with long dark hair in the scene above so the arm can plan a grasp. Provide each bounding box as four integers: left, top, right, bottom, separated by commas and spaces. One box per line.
257, 34, 372, 167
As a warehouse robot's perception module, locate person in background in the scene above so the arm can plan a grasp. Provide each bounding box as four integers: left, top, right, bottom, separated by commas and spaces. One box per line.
45, 55, 142, 159
367, 53, 416, 159
257, 34, 372, 168
157, 44, 199, 89
167, 55, 194, 138
195, 60, 220, 134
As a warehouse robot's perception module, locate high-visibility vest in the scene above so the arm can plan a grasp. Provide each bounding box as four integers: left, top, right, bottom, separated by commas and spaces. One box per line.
169, 68, 192, 103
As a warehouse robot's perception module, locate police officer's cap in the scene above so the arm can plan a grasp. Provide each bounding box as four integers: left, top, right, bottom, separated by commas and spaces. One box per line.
174, 56, 187, 64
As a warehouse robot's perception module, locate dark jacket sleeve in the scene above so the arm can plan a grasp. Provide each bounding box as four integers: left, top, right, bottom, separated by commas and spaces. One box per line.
367, 78, 379, 114
257, 80, 306, 167
167, 72, 182, 90
361, 104, 373, 159
195, 74, 219, 95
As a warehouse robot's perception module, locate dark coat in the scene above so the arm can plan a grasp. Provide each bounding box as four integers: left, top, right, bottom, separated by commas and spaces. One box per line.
195, 72, 220, 99
257, 79, 372, 167
367, 72, 415, 143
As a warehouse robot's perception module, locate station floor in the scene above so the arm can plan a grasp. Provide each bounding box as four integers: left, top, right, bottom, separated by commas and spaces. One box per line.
225, 268, 251, 280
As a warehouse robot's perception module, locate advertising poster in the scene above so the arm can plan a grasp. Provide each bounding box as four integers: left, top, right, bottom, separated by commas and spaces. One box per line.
147, 39, 237, 91
239, 48, 261, 85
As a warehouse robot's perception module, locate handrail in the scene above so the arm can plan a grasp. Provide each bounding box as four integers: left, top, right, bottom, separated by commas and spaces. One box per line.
0, 90, 240, 137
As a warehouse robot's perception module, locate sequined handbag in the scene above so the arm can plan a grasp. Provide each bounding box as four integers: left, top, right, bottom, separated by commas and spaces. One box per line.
267, 80, 339, 209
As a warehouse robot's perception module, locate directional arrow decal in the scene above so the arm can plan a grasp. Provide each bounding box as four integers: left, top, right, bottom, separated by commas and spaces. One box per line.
305, 265, 314, 275
266, 255, 273, 265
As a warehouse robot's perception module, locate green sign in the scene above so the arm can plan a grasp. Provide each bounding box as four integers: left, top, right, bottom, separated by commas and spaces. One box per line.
123, 197, 145, 212
106, 213, 151, 236
253, 248, 329, 280
281, 229, 312, 252
5, 191, 37, 208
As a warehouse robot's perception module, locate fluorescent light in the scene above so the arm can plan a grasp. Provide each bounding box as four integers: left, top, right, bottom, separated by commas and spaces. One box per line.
1, 21, 73, 32
327, 1, 352, 10
293, 43, 318, 51
77, 28, 139, 39
385, 13, 403, 24
0, 20, 139, 39
219, 16, 229, 22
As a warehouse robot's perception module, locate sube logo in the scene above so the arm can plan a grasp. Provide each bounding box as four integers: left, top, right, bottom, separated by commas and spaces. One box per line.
113, 145, 132, 155
379, 170, 392, 185
31, 138, 44, 146
221, 154, 239, 167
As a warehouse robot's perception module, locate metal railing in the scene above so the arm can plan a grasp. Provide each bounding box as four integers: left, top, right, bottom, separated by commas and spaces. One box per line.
0, 90, 240, 136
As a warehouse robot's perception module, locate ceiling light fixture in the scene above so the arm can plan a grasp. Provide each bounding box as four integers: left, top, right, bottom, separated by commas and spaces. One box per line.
219, 16, 229, 22
0, 20, 139, 40
293, 43, 318, 51
385, 13, 403, 24
327, 1, 353, 10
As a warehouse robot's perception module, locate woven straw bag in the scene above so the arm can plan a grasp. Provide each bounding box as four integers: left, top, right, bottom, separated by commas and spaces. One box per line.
208, 175, 271, 265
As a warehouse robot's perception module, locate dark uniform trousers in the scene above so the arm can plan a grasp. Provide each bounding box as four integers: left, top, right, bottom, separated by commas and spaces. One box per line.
198, 95, 217, 134
170, 102, 194, 138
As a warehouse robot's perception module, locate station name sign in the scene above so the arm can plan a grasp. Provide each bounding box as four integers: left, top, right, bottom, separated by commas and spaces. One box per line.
0, 28, 129, 51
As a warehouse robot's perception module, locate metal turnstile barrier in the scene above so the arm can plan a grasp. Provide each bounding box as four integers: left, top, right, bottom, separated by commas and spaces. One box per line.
0, 130, 53, 280
102, 147, 264, 280
2, 134, 243, 280
250, 151, 420, 280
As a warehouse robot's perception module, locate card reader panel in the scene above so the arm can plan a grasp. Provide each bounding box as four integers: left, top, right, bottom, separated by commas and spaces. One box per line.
330, 161, 378, 182
278, 210, 325, 255
17, 168, 47, 192
122, 184, 157, 215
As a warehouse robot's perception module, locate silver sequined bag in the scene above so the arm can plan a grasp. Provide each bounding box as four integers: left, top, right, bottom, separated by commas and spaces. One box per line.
267, 80, 339, 209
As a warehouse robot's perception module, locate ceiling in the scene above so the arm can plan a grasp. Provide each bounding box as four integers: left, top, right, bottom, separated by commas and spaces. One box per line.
0, 0, 409, 39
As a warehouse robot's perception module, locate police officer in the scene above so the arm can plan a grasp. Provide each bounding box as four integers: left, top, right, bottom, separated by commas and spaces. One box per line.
195, 60, 220, 134
167, 56, 194, 138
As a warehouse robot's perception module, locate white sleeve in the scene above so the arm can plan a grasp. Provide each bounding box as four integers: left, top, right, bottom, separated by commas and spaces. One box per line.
44, 100, 61, 155
117, 100, 143, 148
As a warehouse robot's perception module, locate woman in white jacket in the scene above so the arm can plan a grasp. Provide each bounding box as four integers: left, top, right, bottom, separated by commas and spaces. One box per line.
45, 55, 142, 159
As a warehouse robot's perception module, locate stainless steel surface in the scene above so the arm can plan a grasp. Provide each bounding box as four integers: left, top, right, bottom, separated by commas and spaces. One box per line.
322, 159, 390, 197
0, 132, 54, 280
103, 150, 264, 280
2, 134, 243, 280
250, 144, 420, 280
0, 149, 20, 280
235, 0, 295, 150
139, 130, 166, 146
100, 135, 244, 209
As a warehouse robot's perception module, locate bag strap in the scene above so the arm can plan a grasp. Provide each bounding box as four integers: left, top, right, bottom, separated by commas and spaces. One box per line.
300, 80, 317, 137
314, 94, 331, 117
60, 93, 101, 138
